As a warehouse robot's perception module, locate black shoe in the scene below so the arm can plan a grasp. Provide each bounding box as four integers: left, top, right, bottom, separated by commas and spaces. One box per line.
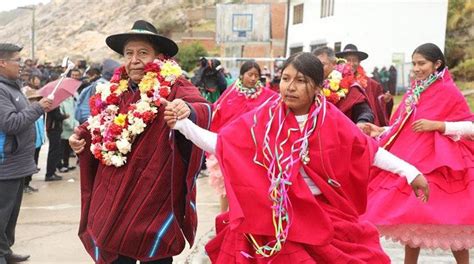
5, 253, 30, 263
67, 166, 76, 171
45, 174, 63, 181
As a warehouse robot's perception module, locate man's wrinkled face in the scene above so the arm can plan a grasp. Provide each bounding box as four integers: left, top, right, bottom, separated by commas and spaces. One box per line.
344, 54, 361, 73
123, 39, 162, 83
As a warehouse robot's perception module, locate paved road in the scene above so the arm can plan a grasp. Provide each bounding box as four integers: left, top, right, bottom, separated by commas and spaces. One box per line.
13, 147, 471, 263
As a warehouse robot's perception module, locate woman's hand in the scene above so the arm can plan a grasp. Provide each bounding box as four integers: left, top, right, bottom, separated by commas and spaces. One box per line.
412, 119, 445, 133
410, 174, 430, 203
358, 122, 385, 137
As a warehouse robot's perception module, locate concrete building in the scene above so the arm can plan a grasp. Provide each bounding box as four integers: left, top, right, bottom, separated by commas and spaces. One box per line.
286, 0, 449, 77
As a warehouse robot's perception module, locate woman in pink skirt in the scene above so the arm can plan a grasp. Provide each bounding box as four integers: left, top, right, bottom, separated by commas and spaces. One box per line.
362, 43, 474, 264
207, 61, 277, 212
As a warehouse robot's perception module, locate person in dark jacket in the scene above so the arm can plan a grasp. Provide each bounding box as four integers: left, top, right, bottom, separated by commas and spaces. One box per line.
0, 43, 52, 264
45, 106, 69, 181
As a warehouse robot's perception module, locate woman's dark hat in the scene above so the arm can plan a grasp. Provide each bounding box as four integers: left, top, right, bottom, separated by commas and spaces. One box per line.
106, 20, 178, 57
335, 44, 368, 61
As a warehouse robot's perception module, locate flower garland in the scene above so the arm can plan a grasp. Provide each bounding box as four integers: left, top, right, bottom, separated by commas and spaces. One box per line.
235, 78, 264, 99
87, 59, 182, 167
404, 69, 443, 113
322, 58, 368, 104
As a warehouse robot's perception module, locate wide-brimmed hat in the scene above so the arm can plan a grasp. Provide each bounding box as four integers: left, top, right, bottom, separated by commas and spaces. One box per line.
106, 20, 178, 57
25, 88, 42, 100
335, 44, 368, 61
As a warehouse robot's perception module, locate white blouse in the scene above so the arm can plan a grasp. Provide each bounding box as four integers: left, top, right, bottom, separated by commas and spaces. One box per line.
173, 117, 420, 195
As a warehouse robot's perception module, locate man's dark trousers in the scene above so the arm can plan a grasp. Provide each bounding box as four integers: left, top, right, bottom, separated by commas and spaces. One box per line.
0, 178, 24, 264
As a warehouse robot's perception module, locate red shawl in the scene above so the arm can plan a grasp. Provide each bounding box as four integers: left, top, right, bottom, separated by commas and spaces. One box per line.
380, 70, 474, 175
77, 78, 210, 263
207, 100, 387, 262
210, 83, 277, 133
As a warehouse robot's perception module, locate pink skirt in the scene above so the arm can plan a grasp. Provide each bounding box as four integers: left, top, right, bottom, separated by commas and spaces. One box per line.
363, 167, 474, 250
207, 154, 226, 196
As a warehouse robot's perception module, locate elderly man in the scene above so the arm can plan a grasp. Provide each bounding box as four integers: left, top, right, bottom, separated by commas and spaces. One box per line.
69, 20, 210, 264
313, 46, 374, 127
336, 44, 388, 126
0, 43, 52, 264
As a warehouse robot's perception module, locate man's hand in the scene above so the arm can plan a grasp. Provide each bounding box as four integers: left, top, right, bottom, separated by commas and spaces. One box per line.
412, 119, 445, 133
410, 174, 430, 203
38, 98, 53, 112
358, 122, 385, 137
161, 98, 191, 129
69, 127, 86, 154
382, 92, 393, 103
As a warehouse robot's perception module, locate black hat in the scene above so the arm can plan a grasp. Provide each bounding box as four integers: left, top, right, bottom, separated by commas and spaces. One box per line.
335, 44, 368, 61
106, 20, 178, 57
0, 43, 22, 52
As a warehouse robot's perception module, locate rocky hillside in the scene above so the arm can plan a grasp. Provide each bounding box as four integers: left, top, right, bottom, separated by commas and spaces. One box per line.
0, 0, 234, 64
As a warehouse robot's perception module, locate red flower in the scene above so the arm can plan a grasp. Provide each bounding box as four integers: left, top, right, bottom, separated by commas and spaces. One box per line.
327, 93, 340, 104
340, 77, 352, 89
111, 66, 126, 83
146, 90, 154, 97
92, 135, 102, 144
159, 87, 170, 97
144, 62, 160, 73
105, 141, 117, 151
93, 148, 103, 160
141, 111, 156, 123
128, 105, 136, 112
110, 84, 118, 92
89, 94, 103, 116
106, 93, 120, 105
154, 99, 161, 107
161, 80, 171, 87
109, 123, 123, 136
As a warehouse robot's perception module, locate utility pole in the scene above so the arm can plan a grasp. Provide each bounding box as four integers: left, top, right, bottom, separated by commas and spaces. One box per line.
19, 6, 36, 60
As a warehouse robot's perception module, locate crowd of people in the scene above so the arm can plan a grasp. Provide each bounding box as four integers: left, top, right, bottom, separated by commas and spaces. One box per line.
0, 19, 472, 264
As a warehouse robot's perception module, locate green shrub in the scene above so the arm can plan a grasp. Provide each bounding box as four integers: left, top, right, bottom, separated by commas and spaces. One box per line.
451, 58, 474, 81
176, 42, 208, 72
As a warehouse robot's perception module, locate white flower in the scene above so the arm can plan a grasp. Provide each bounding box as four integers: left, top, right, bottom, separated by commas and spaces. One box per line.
135, 101, 151, 113
87, 116, 101, 130
111, 155, 126, 167
128, 118, 146, 134
116, 138, 132, 154
121, 129, 130, 139
95, 83, 109, 94
329, 70, 342, 80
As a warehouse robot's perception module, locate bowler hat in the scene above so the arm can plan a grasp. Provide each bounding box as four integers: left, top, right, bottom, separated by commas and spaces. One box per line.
106, 20, 178, 57
335, 44, 368, 61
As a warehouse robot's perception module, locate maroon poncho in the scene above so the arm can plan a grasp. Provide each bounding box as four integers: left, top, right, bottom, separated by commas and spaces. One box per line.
77, 78, 210, 263
206, 99, 390, 263
336, 85, 369, 122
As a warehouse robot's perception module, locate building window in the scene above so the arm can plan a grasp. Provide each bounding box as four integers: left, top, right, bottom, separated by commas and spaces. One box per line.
293, 4, 304, 24
321, 0, 335, 18
290, 46, 303, 55
334, 42, 341, 53
310, 43, 327, 52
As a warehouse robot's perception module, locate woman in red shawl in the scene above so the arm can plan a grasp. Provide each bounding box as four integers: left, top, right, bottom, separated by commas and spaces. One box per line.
361, 43, 474, 264
163, 52, 429, 263
207, 61, 277, 212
